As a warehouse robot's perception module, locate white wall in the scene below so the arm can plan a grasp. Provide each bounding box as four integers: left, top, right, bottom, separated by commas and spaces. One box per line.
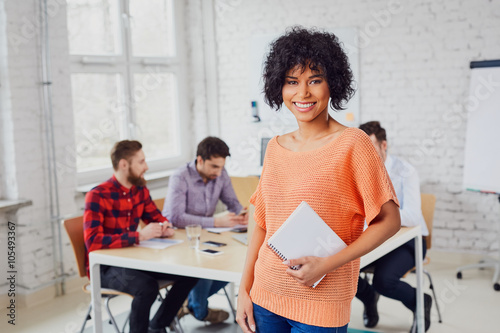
0, 0, 77, 298
0, 0, 197, 301
204, 0, 500, 253
1, 0, 500, 302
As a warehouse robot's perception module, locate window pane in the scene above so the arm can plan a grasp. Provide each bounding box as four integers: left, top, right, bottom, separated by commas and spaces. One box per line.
71, 73, 124, 171
129, 0, 176, 57
67, 0, 121, 55
133, 72, 179, 160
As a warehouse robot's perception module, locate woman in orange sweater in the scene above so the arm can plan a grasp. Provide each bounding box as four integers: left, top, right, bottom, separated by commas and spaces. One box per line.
236, 26, 401, 333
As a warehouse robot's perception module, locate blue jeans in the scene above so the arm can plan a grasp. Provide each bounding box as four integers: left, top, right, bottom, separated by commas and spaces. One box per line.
253, 303, 348, 333
187, 278, 228, 320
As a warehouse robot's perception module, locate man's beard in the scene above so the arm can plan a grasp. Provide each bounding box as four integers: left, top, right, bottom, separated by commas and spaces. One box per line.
128, 168, 147, 187
199, 169, 218, 181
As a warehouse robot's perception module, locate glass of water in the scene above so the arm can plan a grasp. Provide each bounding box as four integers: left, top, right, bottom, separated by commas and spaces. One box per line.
185, 224, 202, 249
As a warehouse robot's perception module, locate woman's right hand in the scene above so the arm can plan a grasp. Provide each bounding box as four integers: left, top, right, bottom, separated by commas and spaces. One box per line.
236, 290, 256, 333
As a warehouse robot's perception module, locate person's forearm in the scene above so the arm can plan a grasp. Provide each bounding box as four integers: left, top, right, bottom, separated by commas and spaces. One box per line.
85, 230, 139, 251
239, 225, 265, 293
83, 207, 139, 250
227, 201, 243, 215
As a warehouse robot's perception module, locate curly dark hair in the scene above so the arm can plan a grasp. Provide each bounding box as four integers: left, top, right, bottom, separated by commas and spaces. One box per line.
263, 26, 355, 111
359, 121, 387, 142
196, 136, 231, 161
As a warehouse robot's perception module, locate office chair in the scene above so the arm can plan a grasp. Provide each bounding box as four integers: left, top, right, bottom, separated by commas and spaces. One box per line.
153, 198, 165, 212
63, 216, 182, 333
230, 176, 260, 208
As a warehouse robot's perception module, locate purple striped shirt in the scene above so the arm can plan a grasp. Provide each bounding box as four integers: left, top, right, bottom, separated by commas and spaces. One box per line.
162, 160, 243, 228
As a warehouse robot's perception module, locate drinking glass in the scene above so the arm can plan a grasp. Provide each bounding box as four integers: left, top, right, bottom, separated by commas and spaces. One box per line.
185, 224, 202, 249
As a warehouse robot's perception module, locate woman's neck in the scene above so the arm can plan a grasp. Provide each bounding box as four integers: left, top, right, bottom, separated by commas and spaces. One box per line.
295, 114, 341, 142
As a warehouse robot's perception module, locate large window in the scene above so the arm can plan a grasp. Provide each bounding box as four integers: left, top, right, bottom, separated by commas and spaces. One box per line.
67, 0, 188, 184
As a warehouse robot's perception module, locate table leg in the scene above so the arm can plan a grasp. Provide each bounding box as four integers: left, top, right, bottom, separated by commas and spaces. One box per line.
414, 234, 424, 333
89, 260, 103, 333
228, 282, 236, 305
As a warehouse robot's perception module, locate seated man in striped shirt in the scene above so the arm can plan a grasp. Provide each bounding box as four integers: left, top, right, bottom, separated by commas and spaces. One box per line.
163, 136, 248, 324
84, 140, 198, 333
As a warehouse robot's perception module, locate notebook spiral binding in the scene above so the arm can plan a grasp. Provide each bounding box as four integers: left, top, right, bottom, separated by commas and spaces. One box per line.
267, 244, 300, 270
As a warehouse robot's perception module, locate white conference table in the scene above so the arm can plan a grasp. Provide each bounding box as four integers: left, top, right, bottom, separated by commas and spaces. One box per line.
89, 226, 424, 333
89, 229, 246, 333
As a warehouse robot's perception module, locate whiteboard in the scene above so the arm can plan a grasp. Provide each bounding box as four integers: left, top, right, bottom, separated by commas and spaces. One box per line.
248, 28, 360, 127
463, 61, 500, 194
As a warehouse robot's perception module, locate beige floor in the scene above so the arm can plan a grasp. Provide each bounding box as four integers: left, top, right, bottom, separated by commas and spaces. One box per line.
5, 250, 500, 333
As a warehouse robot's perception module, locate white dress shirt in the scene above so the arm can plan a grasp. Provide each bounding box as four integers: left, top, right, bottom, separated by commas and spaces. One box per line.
385, 154, 429, 236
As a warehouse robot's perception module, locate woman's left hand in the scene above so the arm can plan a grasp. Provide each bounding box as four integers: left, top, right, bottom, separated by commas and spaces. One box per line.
284, 256, 330, 287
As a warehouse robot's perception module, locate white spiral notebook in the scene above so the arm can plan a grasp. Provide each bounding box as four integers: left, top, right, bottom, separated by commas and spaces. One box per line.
267, 201, 347, 288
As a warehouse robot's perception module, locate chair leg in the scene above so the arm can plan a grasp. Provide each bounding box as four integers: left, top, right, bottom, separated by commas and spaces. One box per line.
80, 303, 92, 333
424, 270, 442, 323
104, 296, 123, 333
171, 316, 185, 333
222, 287, 237, 322
121, 312, 131, 333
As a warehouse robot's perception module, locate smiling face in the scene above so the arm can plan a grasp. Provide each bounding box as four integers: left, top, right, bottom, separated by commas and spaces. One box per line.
282, 64, 331, 123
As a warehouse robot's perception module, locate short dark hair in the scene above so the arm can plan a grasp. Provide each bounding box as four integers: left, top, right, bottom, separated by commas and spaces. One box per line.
359, 121, 387, 142
196, 137, 230, 161
263, 26, 355, 111
110, 140, 142, 170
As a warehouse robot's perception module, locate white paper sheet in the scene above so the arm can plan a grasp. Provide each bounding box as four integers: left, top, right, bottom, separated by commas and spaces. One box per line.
136, 238, 184, 249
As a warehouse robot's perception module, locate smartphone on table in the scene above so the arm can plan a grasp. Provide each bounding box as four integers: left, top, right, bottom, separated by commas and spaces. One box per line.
202, 241, 227, 247
198, 248, 223, 256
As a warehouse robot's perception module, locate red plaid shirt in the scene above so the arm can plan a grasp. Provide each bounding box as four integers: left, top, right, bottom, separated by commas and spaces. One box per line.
83, 175, 167, 275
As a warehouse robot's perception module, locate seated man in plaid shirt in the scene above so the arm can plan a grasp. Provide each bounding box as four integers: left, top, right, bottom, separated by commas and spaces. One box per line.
84, 140, 198, 333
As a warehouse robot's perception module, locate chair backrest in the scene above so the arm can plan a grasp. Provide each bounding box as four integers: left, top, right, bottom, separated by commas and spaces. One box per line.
230, 176, 260, 208
420, 193, 436, 250
62, 216, 87, 278
153, 198, 165, 211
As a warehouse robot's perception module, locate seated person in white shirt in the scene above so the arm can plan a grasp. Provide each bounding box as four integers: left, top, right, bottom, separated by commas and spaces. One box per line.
356, 121, 432, 333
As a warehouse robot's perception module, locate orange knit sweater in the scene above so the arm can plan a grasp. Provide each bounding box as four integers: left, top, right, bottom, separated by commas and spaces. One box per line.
249, 128, 398, 327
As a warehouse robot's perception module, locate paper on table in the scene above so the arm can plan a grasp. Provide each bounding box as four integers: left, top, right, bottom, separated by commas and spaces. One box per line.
205, 224, 247, 234
136, 238, 183, 249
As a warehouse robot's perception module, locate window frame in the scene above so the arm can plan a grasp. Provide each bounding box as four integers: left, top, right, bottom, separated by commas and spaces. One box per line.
68, 0, 190, 186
